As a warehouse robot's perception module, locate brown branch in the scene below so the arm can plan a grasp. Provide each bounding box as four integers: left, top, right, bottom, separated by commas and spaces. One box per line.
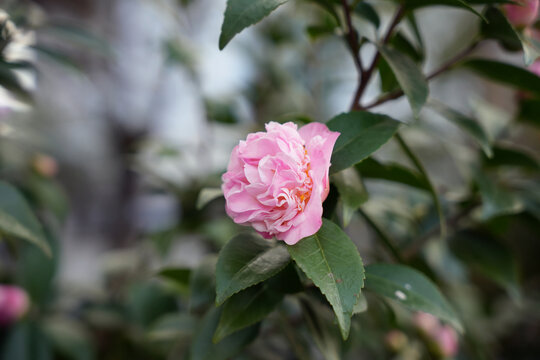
350, 5, 406, 111
363, 40, 480, 110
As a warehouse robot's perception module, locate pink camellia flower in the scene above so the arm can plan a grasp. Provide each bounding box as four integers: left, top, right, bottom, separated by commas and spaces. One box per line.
434, 325, 459, 358
222, 122, 339, 245
503, 0, 539, 28
0, 285, 29, 326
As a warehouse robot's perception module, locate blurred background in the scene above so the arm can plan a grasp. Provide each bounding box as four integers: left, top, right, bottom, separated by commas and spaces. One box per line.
0, 0, 539, 359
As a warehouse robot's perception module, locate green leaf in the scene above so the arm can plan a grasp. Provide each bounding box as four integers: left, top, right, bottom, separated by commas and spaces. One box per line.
157, 267, 191, 292
481, 7, 521, 51
462, 59, 540, 96
42, 317, 95, 360
354, 2, 380, 29
190, 256, 218, 312
483, 146, 540, 171
196, 188, 223, 210
300, 297, 342, 360
327, 111, 401, 174
147, 313, 196, 342
288, 219, 365, 339
356, 157, 430, 191
214, 284, 283, 342
378, 46, 428, 116
190, 307, 259, 360
402, 0, 510, 11
428, 100, 492, 157
474, 171, 524, 220
0, 181, 51, 256
332, 168, 368, 227
518, 98, 540, 127
450, 231, 521, 302
391, 32, 424, 63
219, 0, 289, 50
365, 263, 463, 332
0, 64, 32, 103
215, 233, 290, 305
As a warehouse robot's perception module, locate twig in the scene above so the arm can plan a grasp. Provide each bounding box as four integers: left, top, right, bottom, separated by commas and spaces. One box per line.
358, 209, 404, 262
363, 40, 480, 110
350, 5, 406, 111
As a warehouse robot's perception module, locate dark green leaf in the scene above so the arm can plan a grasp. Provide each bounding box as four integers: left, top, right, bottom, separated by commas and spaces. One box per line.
327, 111, 401, 174
190, 256, 218, 312
196, 188, 223, 210
378, 57, 399, 93
42, 317, 95, 360
332, 168, 368, 227
354, 2, 380, 29
214, 284, 283, 342
0, 64, 32, 103
475, 171, 524, 219
483, 146, 539, 171
391, 32, 424, 63
288, 219, 365, 339
428, 100, 492, 157
378, 46, 428, 116
190, 307, 259, 360
0, 322, 53, 360
450, 231, 521, 301
157, 267, 191, 292
300, 297, 341, 360
462, 59, 540, 96
219, 0, 289, 49
481, 7, 521, 49
0, 181, 51, 256
518, 98, 540, 127
365, 263, 463, 332
215, 234, 290, 305
356, 157, 430, 191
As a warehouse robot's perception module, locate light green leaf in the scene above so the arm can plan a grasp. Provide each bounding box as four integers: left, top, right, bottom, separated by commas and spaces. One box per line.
288, 219, 365, 339
214, 284, 283, 342
450, 231, 521, 302
356, 157, 429, 191
365, 263, 463, 333
353, 293, 368, 315
219, 0, 289, 49
332, 168, 368, 227
428, 99, 492, 157
327, 111, 401, 174
378, 46, 428, 116
463, 59, 540, 96
196, 188, 223, 210
0, 181, 51, 256
190, 307, 259, 360
215, 234, 290, 305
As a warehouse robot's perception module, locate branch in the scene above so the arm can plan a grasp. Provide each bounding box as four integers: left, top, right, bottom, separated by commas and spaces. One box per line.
350, 5, 405, 111
363, 40, 480, 110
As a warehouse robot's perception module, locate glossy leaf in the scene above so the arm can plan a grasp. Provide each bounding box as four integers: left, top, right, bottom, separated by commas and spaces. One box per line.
219, 0, 289, 49
190, 307, 259, 360
483, 146, 540, 171
196, 188, 223, 210
365, 263, 463, 332
356, 157, 429, 191
332, 168, 368, 227
481, 7, 521, 51
288, 219, 365, 339
475, 171, 524, 220
428, 100, 492, 157
0, 181, 51, 256
214, 284, 283, 342
327, 111, 401, 174
450, 231, 521, 301
378, 46, 428, 116
354, 2, 380, 29
215, 233, 290, 305
463, 59, 540, 96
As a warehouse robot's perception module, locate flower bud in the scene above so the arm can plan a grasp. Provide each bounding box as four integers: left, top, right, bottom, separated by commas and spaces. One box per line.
32, 153, 58, 178
433, 325, 459, 358
0, 285, 30, 326
503, 0, 539, 28
385, 330, 408, 352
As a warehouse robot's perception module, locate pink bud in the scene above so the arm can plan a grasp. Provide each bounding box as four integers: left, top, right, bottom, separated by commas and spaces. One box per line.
503, 0, 539, 28
529, 61, 540, 77
434, 325, 459, 358
413, 312, 440, 335
32, 153, 58, 178
0, 285, 30, 326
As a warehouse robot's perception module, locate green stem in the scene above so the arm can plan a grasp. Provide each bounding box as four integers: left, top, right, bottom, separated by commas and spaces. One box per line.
358, 209, 404, 262
395, 133, 447, 239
